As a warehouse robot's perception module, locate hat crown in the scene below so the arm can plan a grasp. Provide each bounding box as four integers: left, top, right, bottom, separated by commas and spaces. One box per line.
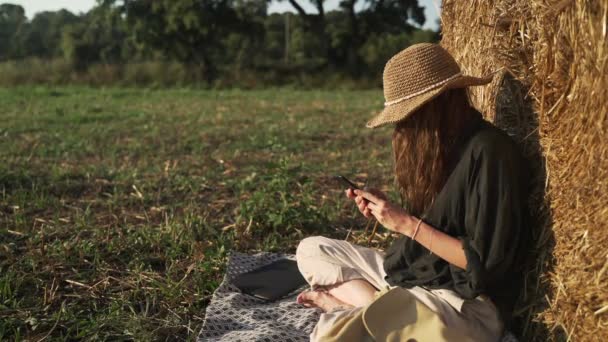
383, 43, 461, 103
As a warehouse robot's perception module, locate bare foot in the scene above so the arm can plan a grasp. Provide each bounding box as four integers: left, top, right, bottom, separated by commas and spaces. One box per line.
296, 290, 354, 312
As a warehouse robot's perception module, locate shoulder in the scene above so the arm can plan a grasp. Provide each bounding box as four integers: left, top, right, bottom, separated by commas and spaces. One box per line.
465, 120, 523, 162
458, 120, 531, 203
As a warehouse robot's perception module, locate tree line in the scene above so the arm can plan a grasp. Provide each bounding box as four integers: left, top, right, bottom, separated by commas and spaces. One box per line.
0, 0, 439, 87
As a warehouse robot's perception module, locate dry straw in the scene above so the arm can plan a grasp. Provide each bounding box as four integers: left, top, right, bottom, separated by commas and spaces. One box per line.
441, 0, 607, 340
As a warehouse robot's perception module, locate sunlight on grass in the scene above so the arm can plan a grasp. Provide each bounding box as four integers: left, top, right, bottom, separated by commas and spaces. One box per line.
0, 87, 397, 340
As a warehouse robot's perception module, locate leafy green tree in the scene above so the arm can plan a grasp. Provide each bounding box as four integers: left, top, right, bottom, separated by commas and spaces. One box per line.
262, 14, 287, 64
18, 10, 79, 58
0, 0, 439, 86
61, 4, 130, 70
281, 0, 426, 73
121, 0, 251, 83
0, 3, 26, 59
223, 0, 267, 72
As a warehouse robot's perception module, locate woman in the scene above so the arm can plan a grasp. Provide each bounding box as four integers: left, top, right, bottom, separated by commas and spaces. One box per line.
295, 43, 530, 341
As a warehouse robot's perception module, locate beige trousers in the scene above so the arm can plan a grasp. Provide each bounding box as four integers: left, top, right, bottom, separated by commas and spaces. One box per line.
296, 236, 504, 341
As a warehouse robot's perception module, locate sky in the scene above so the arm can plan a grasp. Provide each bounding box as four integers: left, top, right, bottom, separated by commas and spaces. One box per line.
7, 0, 441, 30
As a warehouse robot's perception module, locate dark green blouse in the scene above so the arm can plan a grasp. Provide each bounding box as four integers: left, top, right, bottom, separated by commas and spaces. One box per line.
383, 114, 531, 326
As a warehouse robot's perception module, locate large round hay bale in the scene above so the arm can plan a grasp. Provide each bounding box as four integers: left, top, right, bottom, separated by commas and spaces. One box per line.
440, 0, 607, 340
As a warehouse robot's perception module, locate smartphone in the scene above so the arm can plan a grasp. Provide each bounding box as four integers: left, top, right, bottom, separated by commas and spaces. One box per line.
335, 175, 361, 190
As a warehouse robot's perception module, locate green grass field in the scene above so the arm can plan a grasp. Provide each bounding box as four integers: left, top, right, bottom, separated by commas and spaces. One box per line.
0, 87, 401, 340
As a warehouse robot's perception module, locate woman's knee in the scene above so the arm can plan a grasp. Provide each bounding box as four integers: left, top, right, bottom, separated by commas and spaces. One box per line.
296, 236, 341, 286
296, 235, 334, 261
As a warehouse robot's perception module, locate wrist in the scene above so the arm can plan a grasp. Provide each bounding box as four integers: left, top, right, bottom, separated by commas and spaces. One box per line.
397, 214, 417, 237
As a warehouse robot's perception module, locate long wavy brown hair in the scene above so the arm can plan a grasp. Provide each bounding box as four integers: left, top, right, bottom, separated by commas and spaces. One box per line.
392, 87, 481, 216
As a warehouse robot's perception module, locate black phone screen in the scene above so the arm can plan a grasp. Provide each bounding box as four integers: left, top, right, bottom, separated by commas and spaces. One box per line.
335, 175, 360, 190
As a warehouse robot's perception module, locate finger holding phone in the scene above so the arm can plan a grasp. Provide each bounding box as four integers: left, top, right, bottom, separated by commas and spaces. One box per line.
346, 187, 371, 218
336, 175, 370, 217
353, 189, 411, 235
337, 175, 389, 220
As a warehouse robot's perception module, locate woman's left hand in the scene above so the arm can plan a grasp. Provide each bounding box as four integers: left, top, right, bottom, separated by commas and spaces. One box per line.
354, 189, 413, 236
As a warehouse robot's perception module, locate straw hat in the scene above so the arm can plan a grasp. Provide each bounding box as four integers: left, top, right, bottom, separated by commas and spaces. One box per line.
367, 43, 493, 128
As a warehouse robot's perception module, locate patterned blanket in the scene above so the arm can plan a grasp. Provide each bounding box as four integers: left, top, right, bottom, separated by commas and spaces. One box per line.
198, 252, 519, 342
198, 252, 319, 341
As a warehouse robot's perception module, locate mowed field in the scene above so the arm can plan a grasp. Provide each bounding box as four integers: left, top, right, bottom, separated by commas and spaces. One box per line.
0, 87, 399, 340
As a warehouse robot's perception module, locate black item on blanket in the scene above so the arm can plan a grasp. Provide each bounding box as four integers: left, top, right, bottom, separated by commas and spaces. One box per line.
199, 252, 318, 341
232, 258, 307, 301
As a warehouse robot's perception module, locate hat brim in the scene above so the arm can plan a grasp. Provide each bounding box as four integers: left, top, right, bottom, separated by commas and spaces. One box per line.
366, 74, 493, 128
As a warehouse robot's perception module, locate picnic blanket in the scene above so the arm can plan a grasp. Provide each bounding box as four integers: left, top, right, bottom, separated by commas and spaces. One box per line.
198, 252, 319, 341
198, 252, 519, 342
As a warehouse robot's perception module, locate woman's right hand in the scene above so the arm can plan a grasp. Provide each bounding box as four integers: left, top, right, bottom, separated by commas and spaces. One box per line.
345, 188, 388, 218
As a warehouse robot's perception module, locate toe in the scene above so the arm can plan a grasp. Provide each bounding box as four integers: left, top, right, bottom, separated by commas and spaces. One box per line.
296, 291, 309, 304
297, 290, 324, 309
300, 291, 318, 302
